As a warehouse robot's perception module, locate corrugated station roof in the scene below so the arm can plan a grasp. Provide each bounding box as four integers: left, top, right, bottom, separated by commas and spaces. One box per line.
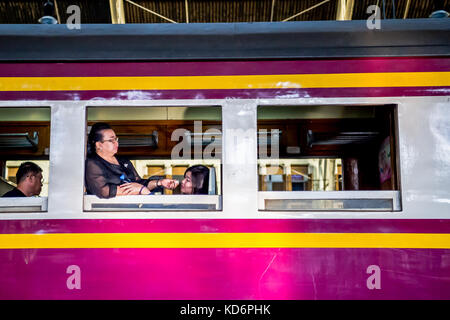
0, 0, 449, 24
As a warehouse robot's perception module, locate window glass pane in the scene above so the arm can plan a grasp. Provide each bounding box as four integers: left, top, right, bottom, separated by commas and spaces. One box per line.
0, 107, 50, 211
257, 105, 398, 192
258, 159, 342, 192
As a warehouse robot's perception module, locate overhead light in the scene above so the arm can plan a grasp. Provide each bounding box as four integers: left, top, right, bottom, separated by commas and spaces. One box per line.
0, 132, 39, 149
429, 10, 449, 18
38, 0, 58, 24
307, 130, 379, 147
38, 16, 58, 24
117, 131, 158, 148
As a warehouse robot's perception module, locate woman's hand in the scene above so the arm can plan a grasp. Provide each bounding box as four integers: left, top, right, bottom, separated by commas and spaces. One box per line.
159, 179, 179, 190
147, 178, 179, 191
117, 182, 150, 195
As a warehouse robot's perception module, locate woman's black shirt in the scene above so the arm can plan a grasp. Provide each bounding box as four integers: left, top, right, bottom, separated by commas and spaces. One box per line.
85, 153, 148, 198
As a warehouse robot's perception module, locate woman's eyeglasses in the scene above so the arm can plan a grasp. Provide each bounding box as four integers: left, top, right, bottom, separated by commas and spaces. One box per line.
102, 137, 119, 143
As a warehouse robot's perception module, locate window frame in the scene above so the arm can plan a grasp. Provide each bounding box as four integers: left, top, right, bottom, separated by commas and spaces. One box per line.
0, 197, 48, 213
256, 103, 402, 213
83, 104, 224, 213
0, 105, 51, 214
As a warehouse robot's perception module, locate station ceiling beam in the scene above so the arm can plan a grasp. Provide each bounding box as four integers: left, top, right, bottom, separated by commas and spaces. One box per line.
336, 0, 355, 21
109, 0, 126, 24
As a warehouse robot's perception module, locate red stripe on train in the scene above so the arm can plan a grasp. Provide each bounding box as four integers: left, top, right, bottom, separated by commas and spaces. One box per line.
0, 58, 449, 77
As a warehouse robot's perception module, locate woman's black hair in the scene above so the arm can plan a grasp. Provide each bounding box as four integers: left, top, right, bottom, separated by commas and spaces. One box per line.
185, 165, 209, 195
87, 122, 111, 155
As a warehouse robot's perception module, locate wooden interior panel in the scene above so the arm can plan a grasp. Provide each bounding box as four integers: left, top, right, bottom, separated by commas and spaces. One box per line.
172, 166, 188, 176
88, 120, 222, 158
7, 166, 18, 184
146, 166, 165, 178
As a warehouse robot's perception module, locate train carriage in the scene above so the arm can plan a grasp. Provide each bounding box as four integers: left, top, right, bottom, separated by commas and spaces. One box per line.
0, 19, 449, 299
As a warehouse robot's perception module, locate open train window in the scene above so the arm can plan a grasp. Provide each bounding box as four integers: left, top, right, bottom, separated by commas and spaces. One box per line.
84, 106, 222, 211
0, 107, 50, 212
257, 105, 401, 212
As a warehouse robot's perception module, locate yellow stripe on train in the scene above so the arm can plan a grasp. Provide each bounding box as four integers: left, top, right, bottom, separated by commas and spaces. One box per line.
0, 233, 450, 249
0, 72, 449, 91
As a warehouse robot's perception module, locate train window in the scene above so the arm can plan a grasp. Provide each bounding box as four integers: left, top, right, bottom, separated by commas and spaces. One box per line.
257, 105, 401, 212
84, 106, 222, 211
0, 107, 50, 212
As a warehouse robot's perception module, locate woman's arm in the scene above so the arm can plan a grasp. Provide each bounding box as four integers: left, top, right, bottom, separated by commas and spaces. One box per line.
147, 178, 179, 191
121, 159, 179, 192
118, 182, 151, 195
85, 159, 117, 198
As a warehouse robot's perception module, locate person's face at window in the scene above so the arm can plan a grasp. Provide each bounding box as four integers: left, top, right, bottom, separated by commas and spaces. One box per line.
29, 172, 43, 196
97, 129, 119, 156
181, 171, 193, 194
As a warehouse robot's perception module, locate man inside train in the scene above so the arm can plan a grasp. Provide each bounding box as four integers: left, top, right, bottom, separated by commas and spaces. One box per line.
1, 162, 43, 197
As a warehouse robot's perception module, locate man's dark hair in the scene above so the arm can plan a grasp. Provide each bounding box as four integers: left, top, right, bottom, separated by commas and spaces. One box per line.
16, 162, 43, 184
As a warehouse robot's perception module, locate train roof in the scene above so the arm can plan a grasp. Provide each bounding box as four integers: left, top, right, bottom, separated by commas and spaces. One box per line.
1, 0, 448, 24
0, 19, 449, 61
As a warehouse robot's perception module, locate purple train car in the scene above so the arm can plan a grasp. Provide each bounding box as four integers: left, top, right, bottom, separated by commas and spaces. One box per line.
0, 19, 449, 299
